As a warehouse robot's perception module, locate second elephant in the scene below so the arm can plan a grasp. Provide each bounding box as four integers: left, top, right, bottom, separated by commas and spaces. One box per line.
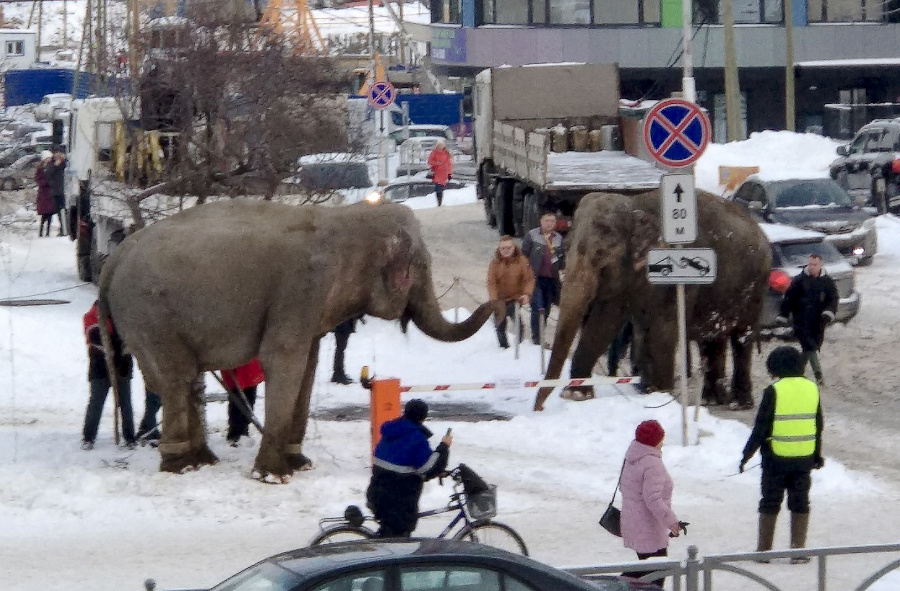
534, 190, 771, 410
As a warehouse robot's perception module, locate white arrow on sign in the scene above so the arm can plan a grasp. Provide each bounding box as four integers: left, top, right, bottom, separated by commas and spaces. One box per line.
660, 173, 697, 244
647, 248, 717, 285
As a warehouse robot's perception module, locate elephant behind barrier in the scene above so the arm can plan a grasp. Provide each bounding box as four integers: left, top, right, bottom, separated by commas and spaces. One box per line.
534, 190, 771, 411
100, 200, 492, 481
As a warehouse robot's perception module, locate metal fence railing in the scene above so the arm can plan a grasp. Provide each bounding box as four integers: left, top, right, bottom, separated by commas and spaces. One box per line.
564, 542, 900, 591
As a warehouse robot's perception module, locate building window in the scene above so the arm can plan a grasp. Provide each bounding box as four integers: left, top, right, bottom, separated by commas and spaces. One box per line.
495, 0, 530, 23
595, 0, 660, 23
807, 0, 883, 21
549, 0, 592, 23
6, 40, 24, 56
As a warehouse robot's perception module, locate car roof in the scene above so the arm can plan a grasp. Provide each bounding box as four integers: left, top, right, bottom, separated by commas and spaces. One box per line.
743, 173, 836, 184
262, 539, 588, 587
298, 152, 368, 165
759, 222, 825, 243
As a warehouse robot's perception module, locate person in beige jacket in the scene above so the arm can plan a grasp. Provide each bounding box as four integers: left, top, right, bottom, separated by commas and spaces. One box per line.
487, 235, 535, 348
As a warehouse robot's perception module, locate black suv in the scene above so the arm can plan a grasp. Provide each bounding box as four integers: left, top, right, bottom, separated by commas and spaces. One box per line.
829, 118, 900, 213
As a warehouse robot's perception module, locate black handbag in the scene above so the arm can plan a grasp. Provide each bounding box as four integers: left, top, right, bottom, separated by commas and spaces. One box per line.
599, 460, 625, 537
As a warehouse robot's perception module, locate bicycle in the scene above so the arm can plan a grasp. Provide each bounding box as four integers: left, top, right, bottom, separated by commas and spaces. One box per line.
309, 464, 529, 556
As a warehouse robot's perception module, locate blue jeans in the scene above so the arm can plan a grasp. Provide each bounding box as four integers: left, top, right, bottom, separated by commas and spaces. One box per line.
83, 376, 135, 443
530, 276, 558, 343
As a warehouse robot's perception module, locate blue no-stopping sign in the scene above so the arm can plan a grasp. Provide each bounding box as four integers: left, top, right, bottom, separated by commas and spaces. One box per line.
367, 81, 396, 111
642, 99, 711, 168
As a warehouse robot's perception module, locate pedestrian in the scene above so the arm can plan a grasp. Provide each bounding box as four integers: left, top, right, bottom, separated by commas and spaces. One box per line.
740, 345, 824, 564
776, 254, 838, 384
620, 420, 686, 588
520, 211, 565, 346
45, 146, 67, 236
366, 399, 452, 538
222, 358, 265, 446
332, 315, 363, 384
35, 150, 55, 237
136, 390, 162, 444
427, 140, 453, 207
82, 300, 136, 450
487, 235, 535, 348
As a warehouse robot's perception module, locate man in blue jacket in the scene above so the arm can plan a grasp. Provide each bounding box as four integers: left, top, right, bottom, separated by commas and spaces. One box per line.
366, 399, 452, 537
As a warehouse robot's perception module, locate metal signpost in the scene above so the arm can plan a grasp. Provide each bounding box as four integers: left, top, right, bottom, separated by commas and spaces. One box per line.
368, 80, 397, 186
643, 99, 711, 446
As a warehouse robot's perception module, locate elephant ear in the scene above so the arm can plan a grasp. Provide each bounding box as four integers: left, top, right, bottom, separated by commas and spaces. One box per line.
630, 209, 663, 272
383, 228, 414, 296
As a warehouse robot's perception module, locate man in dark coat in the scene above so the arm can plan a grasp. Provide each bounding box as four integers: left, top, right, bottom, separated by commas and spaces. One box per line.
776, 254, 838, 384
740, 345, 824, 563
366, 399, 452, 537
45, 147, 67, 236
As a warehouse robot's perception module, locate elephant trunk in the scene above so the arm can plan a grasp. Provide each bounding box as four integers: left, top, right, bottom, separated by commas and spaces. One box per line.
534, 259, 600, 411
407, 277, 492, 342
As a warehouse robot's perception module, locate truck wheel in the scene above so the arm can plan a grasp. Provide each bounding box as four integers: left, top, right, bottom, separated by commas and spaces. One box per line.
493, 180, 514, 236
512, 183, 528, 238
479, 163, 496, 227
523, 191, 541, 233
77, 255, 92, 282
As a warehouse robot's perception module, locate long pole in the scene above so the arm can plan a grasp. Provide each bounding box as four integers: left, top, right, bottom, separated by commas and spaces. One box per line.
681, 0, 695, 102
785, 0, 796, 131
680, 0, 695, 447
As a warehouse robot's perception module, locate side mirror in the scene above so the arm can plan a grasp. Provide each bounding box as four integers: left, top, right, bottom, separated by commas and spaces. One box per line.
748, 200, 764, 212
836, 145, 849, 156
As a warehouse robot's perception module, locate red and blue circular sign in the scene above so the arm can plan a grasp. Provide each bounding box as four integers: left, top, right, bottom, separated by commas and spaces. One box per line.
367, 81, 396, 111
642, 99, 711, 168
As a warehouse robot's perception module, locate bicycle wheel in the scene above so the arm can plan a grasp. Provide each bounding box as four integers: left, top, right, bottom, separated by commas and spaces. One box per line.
453, 521, 528, 556
309, 525, 376, 546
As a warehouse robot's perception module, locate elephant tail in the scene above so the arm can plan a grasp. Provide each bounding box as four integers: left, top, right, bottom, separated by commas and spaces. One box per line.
97, 293, 123, 444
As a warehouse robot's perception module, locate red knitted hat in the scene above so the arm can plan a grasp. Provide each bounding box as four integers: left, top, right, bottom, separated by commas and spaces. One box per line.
635, 420, 665, 447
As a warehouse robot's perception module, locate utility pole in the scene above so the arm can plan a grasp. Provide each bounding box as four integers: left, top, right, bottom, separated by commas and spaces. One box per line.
722, 0, 743, 141
63, 0, 67, 48
785, 0, 796, 131
36, 0, 42, 60
681, 0, 695, 102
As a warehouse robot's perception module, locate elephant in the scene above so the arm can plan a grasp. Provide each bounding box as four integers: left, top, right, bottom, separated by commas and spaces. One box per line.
99, 199, 492, 481
534, 190, 771, 411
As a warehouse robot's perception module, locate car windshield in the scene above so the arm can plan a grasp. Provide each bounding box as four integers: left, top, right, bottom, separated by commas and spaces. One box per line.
295, 163, 371, 190
778, 241, 846, 268
209, 561, 303, 591
769, 180, 852, 208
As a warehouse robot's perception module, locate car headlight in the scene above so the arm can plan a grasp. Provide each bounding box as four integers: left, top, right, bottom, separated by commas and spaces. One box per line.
365, 191, 383, 204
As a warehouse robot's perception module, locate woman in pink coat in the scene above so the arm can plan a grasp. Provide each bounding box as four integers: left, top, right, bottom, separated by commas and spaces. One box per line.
427, 140, 453, 207
620, 420, 682, 587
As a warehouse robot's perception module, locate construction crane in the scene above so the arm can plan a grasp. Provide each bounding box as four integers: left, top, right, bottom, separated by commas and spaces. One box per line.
259, 0, 325, 55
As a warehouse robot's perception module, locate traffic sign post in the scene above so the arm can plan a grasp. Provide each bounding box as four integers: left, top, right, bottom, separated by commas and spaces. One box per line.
367, 81, 396, 186
643, 99, 711, 446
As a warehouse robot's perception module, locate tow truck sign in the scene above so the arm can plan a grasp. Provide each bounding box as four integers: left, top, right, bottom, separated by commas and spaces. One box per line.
647, 248, 717, 285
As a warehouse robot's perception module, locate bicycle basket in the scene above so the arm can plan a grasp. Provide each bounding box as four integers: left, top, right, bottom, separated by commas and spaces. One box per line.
465, 485, 497, 520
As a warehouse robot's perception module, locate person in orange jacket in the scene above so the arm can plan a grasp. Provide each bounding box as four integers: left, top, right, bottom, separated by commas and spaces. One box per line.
427, 140, 453, 207
222, 359, 265, 446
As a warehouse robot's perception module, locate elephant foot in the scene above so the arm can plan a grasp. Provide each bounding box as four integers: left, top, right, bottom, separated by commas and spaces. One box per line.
159, 443, 219, 474
286, 453, 313, 472
560, 386, 595, 402
251, 444, 295, 484
252, 470, 292, 484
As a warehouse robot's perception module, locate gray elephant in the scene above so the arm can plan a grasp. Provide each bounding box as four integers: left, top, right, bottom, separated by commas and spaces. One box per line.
534, 190, 771, 411
99, 200, 491, 481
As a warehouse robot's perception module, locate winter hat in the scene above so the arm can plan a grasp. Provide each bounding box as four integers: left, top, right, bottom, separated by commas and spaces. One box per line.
40, 150, 53, 161
635, 420, 665, 447
403, 399, 429, 424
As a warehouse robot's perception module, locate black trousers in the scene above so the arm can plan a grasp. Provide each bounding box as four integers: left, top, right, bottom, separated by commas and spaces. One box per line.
138, 391, 162, 435
760, 467, 812, 514
83, 376, 134, 443
227, 386, 258, 439
495, 302, 523, 348
622, 547, 667, 588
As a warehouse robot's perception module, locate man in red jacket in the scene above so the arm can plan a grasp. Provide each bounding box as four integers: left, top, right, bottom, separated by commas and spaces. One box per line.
222, 359, 265, 446
427, 140, 453, 207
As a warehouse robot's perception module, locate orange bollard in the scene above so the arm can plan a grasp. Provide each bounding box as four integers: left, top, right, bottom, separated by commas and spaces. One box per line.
370, 378, 401, 454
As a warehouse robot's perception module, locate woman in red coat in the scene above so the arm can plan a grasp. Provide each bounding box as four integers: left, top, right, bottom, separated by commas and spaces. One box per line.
222, 359, 265, 445
35, 150, 56, 237
427, 140, 453, 207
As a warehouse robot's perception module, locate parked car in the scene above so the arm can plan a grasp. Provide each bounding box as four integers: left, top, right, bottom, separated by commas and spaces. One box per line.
829, 117, 900, 213
178, 539, 656, 591
758, 223, 860, 332
0, 153, 41, 190
34, 93, 73, 121
730, 176, 877, 265
287, 153, 377, 205
0, 144, 38, 168
388, 124, 456, 146
375, 170, 466, 203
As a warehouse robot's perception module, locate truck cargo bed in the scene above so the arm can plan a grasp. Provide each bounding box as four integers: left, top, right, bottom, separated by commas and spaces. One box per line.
545, 150, 664, 191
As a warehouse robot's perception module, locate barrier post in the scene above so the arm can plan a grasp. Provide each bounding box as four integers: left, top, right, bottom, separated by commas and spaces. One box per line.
370, 378, 401, 454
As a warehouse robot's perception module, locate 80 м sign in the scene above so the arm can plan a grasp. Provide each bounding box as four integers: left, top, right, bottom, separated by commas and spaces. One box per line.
660, 173, 697, 244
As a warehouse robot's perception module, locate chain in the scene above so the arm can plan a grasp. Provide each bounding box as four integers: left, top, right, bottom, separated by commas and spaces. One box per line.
0, 282, 92, 303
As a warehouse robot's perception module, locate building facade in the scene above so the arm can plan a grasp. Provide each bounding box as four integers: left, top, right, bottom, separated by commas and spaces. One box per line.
0, 30, 37, 71
427, 0, 900, 139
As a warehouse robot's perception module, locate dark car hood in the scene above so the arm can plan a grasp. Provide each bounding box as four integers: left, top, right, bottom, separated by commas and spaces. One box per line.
770, 207, 871, 234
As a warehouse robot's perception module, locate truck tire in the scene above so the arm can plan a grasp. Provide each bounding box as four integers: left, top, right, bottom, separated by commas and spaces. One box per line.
77, 255, 92, 283
493, 179, 514, 236
523, 190, 541, 234
512, 183, 528, 238
480, 165, 496, 227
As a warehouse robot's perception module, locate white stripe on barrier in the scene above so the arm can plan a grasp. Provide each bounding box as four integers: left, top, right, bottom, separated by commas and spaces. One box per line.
398, 376, 641, 393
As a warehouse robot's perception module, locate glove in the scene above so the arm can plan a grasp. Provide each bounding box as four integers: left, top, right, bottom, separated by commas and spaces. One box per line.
814, 457, 825, 470
821, 312, 834, 325
739, 459, 747, 473
447, 174, 452, 180
775, 315, 789, 326
678, 521, 690, 535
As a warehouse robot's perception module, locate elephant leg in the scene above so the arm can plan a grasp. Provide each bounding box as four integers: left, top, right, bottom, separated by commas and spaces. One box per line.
285, 337, 321, 472
564, 299, 626, 400
730, 332, 754, 406
641, 317, 677, 392
253, 336, 314, 482
150, 368, 218, 473
699, 339, 728, 406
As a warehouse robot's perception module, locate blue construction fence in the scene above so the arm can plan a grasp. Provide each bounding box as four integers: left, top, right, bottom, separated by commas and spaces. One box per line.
4, 68, 106, 107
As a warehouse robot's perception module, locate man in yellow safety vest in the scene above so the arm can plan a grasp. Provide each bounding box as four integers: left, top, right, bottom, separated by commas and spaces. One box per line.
739, 345, 824, 564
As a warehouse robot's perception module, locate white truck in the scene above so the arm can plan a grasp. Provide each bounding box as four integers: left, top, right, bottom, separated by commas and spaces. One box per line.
474, 63, 664, 236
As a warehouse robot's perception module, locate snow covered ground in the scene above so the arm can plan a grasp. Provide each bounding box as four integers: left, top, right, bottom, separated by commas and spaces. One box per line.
2, 131, 900, 591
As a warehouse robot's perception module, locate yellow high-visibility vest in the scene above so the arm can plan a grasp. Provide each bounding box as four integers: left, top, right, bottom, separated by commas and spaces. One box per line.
769, 377, 819, 458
